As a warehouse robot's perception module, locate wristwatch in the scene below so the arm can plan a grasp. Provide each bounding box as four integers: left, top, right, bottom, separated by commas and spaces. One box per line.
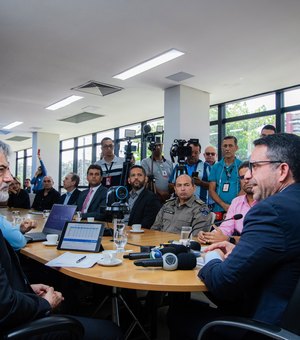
228, 236, 236, 244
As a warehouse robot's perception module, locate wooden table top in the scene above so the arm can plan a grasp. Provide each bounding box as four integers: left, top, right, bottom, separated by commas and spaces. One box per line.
2, 208, 207, 292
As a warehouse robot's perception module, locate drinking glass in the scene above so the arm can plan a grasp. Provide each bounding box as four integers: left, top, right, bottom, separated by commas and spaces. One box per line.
114, 223, 127, 252
75, 211, 82, 222
12, 211, 21, 225
180, 226, 192, 246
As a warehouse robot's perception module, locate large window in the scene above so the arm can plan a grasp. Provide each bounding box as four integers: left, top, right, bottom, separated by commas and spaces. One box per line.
16, 148, 32, 187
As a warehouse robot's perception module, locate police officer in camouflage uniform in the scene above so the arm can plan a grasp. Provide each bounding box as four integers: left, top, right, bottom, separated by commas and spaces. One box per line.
151, 174, 213, 235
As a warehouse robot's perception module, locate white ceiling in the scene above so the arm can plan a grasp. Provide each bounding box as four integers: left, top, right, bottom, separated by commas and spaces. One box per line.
1, 0, 300, 151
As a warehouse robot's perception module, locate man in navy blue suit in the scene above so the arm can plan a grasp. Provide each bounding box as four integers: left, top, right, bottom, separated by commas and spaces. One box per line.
76, 165, 107, 221
170, 133, 300, 339
59, 172, 81, 205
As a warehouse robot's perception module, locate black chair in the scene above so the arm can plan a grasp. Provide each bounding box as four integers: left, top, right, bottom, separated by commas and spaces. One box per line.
1, 316, 84, 339
198, 277, 300, 340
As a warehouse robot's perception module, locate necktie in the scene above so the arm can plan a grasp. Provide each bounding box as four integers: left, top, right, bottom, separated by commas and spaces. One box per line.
63, 192, 72, 205
81, 188, 94, 213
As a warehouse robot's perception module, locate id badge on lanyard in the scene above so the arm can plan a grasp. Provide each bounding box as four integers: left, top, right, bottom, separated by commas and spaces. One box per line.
106, 176, 112, 186
105, 162, 114, 186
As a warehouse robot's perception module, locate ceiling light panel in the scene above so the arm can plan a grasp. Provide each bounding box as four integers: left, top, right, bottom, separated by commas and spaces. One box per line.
45, 95, 83, 111
2, 121, 23, 129
113, 49, 185, 80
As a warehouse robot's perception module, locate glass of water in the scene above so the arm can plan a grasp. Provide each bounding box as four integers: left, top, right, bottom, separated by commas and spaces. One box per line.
180, 226, 192, 245
114, 223, 128, 252
12, 211, 21, 225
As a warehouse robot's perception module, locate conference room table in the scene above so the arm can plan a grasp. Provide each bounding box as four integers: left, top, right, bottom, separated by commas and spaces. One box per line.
2, 207, 207, 293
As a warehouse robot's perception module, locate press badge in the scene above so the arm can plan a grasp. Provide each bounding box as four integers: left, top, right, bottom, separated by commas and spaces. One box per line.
222, 183, 230, 192
162, 170, 168, 177
106, 176, 112, 186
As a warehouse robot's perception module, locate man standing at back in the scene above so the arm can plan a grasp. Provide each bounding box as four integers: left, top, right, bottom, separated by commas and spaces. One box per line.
95, 137, 124, 188
77, 164, 107, 220
208, 136, 241, 218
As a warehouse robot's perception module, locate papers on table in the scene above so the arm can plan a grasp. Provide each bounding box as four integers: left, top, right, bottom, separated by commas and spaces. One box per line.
45, 252, 101, 268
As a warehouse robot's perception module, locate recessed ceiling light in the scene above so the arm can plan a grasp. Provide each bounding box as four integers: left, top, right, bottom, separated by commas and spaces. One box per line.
113, 48, 185, 80
2, 121, 23, 129
45, 95, 83, 111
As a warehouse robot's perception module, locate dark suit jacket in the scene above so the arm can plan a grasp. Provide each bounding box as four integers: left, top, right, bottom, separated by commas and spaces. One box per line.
31, 188, 61, 211
7, 189, 30, 209
199, 183, 300, 326
128, 188, 161, 229
0, 231, 50, 331
77, 185, 107, 220
59, 188, 81, 206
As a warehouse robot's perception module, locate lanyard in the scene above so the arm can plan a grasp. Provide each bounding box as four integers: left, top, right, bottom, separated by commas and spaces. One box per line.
104, 162, 114, 175
224, 165, 234, 181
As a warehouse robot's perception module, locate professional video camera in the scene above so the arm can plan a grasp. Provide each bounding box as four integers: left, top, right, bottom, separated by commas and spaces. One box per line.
170, 138, 199, 164
106, 185, 129, 218
143, 124, 163, 152
120, 129, 137, 188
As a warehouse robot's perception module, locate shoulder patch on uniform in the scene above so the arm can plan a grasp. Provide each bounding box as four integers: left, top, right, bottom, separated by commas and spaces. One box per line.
195, 199, 205, 205
165, 197, 176, 202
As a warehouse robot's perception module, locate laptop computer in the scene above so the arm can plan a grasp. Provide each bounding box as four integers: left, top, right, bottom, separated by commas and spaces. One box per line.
57, 221, 105, 252
25, 204, 77, 242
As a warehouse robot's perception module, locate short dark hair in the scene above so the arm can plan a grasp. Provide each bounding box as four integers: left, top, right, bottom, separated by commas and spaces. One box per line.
254, 133, 300, 182
69, 172, 80, 187
100, 137, 113, 146
87, 164, 103, 176
238, 161, 249, 172
129, 165, 146, 177
223, 135, 238, 145
261, 125, 277, 133
188, 141, 201, 150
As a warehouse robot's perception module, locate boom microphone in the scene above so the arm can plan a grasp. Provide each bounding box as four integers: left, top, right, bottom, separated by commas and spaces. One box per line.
134, 252, 197, 271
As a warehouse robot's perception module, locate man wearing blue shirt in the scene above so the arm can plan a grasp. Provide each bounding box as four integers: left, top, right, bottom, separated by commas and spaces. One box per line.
208, 136, 241, 215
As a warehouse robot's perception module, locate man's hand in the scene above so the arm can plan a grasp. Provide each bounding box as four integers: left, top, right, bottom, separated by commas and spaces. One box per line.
20, 219, 37, 233
198, 227, 228, 244
204, 241, 235, 259
37, 286, 64, 309
31, 283, 51, 297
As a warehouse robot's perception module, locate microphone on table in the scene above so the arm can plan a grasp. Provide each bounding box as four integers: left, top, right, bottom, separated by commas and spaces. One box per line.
134, 252, 197, 271
124, 245, 188, 260
187, 214, 244, 238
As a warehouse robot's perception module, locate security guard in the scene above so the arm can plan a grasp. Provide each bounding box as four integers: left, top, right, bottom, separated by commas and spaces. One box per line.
151, 174, 213, 235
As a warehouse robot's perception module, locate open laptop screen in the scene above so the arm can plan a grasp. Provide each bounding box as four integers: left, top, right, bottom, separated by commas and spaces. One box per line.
43, 204, 77, 235
57, 221, 105, 252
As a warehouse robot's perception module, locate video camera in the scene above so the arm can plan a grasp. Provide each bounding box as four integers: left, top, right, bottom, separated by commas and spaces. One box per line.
143, 124, 163, 152
170, 138, 199, 164
106, 186, 130, 218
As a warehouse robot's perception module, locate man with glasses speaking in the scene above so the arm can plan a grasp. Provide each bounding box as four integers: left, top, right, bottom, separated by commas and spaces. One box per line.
95, 137, 124, 188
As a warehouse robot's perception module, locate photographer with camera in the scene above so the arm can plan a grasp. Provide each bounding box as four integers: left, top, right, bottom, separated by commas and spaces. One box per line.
141, 140, 173, 203
169, 140, 210, 202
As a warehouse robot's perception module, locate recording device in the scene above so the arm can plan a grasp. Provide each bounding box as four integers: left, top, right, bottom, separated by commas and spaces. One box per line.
143, 124, 163, 152
134, 252, 197, 271
187, 214, 244, 238
105, 186, 129, 219
120, 129, 137, 188
124, 244, 188, 260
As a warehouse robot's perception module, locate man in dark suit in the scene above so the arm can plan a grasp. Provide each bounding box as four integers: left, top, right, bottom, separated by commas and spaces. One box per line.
31, 176, 61, 211
126, 165, 161, 229
77, 164, 107, 220
0, 141, 122, 339
59, 172, 81, 205
170, 133, 300, 339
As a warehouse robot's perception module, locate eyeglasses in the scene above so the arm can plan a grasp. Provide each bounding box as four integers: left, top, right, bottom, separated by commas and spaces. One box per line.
249, 160, 282, 174
205, 152, 216, 156
102, 144, 114, 149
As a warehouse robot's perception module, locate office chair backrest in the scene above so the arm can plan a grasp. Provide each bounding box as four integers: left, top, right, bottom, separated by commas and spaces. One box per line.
280, 276, 300, 335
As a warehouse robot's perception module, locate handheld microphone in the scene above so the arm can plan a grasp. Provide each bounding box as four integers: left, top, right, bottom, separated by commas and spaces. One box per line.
124, 246, 185, 260
188, 214, 243, 238
134, 252, 197, 271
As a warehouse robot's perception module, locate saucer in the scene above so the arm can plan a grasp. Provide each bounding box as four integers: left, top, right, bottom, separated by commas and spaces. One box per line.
42, 241, 57, 246
130, 230, 144, 233
97, 258, 122, 267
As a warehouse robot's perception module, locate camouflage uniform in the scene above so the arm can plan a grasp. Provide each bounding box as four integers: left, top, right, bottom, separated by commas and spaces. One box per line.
151, 195, 213, 235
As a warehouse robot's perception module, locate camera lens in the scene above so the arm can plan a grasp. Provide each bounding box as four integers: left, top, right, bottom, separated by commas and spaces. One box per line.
115, 186, 128, 200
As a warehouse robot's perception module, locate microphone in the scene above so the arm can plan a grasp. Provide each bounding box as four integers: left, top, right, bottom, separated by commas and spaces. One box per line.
124, 245, 188, 260
188, 214, 243, 238
134, 253, 197, 271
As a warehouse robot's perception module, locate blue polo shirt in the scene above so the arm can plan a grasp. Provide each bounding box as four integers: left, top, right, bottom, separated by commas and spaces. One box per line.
208, 158, 242, 212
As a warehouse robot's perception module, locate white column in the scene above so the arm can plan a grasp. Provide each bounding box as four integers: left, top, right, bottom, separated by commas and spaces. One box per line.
164, 85, 210, 159
32, 132, 60, 190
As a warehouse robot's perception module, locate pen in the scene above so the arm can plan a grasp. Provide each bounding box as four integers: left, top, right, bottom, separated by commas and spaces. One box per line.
76, 256, 86, 263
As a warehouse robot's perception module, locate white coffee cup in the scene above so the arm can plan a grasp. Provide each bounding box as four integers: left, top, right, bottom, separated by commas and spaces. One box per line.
131, 224, 142, 232
102, 250, 117, 263
46, 234, 58, 244
87, 217, 95, 222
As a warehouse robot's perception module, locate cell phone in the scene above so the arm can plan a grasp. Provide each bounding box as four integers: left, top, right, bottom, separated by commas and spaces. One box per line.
192, 171, 198, 178
37, 148, 40, 156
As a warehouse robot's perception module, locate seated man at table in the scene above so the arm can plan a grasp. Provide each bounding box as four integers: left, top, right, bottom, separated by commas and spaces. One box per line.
8, 176, 30, 209
151, 174, 213, 235
170, 133, 300, 339
198, 161, 256, 245
77, 164, 107, 220
123, 165, 161, 229
59, 172, 81, 205
31, 176, 61, 211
